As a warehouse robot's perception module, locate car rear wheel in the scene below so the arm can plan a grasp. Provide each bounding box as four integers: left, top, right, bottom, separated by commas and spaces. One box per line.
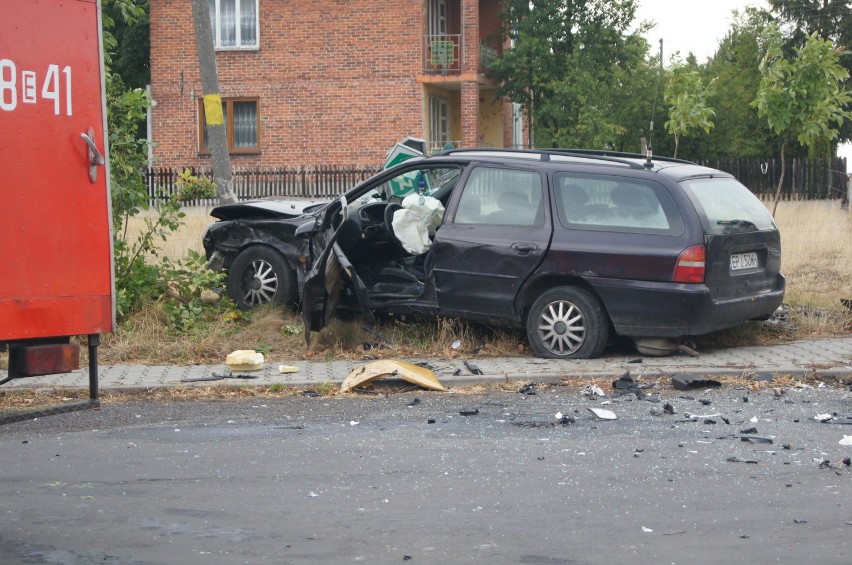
526, 286, 609, 359
227, 246, 296, 310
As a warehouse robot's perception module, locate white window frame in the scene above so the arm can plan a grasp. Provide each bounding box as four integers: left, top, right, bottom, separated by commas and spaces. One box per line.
429, 96, 449, 149
208, 0, 259, 50
429, 0, 447, 36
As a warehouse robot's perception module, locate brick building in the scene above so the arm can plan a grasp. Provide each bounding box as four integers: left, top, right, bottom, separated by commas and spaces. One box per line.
149, 0, 525, 169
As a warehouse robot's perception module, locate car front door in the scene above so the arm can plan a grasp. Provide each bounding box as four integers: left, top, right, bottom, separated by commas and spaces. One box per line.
431, 165, 551, 320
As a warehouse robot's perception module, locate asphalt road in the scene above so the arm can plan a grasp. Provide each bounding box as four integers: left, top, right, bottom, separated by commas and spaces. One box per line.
1, 380, 850, 565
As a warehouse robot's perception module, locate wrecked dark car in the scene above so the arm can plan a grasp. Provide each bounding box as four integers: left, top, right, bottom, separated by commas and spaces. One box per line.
204, 197, 328, 309
207, 149, 785, 359
298, 150, 785, 358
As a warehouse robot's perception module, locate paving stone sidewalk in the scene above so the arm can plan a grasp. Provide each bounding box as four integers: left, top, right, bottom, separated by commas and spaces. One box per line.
4, 337, 852, 391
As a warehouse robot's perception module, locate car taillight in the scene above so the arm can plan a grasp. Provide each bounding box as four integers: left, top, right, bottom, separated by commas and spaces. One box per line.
673, 245, 706, 283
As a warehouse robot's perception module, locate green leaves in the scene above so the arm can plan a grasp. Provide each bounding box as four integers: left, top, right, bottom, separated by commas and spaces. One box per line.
754, 28, 851, 150
492, 0, 650, 149
664, 61, 716, 157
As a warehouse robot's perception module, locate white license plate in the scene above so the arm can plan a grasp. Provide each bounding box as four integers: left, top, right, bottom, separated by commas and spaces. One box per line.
730, 252, 758, 271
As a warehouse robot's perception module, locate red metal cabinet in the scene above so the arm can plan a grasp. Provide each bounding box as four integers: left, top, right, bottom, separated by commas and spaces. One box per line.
0, 0, 114, 341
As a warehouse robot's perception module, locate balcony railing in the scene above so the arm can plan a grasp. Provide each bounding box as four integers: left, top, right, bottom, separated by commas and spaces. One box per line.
423, 34, 462, 74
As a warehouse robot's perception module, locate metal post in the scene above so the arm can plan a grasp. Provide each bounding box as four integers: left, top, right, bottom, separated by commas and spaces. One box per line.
88, 334, 100, 402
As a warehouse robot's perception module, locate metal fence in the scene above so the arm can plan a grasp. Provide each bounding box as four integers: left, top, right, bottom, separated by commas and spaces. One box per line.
145, 165, 383, 206
145, 157, 848, 207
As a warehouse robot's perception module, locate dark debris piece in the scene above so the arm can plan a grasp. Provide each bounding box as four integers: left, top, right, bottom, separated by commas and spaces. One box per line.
518, 384, 537, 395
180, 372, 259, 383
740, 427, 758, 434
672, 374, 722, 391
727, 457, 759, 464
459, 408, 480, 416
663, 403, 676, 415
512, 421, 555, 428
463, 361, 483, 375
741, 436, 773, 444
407, 397, 421, 407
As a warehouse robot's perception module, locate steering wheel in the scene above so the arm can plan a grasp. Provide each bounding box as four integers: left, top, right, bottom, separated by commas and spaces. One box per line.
383, 202, 405, 252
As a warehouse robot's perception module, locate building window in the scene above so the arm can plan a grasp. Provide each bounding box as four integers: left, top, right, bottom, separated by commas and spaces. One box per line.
429, 0, 447, 36
429, 96, 449, 151
208, 0, 258, 49
198, 97, 260, 153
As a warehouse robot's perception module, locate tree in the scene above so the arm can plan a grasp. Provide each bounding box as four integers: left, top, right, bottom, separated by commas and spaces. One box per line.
701, 8, 779, 159
767, 0, 852, 144
103, 0, 149, 89
753, 27, 852, 214
491, 0, 652, 149
664, 59, 716, 158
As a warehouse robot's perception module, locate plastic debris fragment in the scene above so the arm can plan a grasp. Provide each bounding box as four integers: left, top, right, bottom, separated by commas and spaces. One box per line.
587, 407, 617, 420
671, 374, 721, 391
340, 360, 447, 393
582, 384, 606, 398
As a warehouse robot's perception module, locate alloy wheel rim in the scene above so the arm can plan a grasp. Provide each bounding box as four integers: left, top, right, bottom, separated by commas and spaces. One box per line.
242, 259, 278, 306
537, 299, 585, 355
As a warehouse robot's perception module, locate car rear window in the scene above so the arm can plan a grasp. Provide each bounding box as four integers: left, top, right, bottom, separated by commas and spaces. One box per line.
553, 173, 684, 235
679, 177, 777, 234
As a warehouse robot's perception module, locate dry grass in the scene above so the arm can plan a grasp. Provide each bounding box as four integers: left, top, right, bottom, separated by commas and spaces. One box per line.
771, 199, 852, 337
123, 206, 214, 260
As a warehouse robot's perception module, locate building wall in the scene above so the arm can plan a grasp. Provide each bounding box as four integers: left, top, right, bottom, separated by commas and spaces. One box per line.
150, 0, 426, 168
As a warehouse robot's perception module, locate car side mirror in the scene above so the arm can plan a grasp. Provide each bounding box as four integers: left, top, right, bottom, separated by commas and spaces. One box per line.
295, 220, 318, 239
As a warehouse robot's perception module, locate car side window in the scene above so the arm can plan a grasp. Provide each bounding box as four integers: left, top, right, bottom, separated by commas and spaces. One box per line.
454, 167, 544, 226
554, 173, 684, 235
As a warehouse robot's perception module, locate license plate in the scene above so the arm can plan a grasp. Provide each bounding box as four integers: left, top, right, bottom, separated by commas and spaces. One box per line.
730, 251, 758, 271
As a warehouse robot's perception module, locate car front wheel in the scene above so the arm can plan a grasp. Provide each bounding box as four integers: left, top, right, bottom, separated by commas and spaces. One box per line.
227, 246, 296, 310
526, 286, 609, 359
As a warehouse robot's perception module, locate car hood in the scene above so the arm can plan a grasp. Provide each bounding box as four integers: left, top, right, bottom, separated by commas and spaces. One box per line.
210, 197, 329, 220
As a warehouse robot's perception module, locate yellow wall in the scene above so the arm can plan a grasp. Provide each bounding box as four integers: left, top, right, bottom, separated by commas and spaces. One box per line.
423, 84, 461, 149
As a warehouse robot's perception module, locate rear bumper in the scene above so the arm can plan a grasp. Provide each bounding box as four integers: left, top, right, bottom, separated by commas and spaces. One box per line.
592, 274, 785, 337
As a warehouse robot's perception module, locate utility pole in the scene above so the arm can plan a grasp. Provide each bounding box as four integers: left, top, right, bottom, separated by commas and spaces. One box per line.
190, 0, 237, 204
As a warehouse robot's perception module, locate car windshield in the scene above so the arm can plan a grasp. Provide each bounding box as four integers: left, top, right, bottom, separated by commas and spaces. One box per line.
346, 166, 462, 213
680, 177, 777, 234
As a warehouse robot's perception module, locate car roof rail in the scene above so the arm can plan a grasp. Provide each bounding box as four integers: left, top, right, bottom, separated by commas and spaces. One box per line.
433, 147, 694, 170
549, 148, 694, 165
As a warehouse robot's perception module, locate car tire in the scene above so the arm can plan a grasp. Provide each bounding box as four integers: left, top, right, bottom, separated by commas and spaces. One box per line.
227, 246, 296, 310
526, 286, 609, 359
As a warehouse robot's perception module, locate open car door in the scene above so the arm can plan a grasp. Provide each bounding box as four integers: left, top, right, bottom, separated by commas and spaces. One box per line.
301, 197, 373, 344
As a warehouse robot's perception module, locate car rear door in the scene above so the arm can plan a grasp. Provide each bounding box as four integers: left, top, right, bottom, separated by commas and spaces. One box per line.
431, 165, 551, 320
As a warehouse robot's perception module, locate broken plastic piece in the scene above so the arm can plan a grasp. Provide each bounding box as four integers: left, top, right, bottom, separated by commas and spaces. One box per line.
340, 360, 447, 393
278, 365, 300, 374
225, 350, 265, 371
519, 384, 537, 395
587, 407, 617, 420
671, 374, 722, 391
459, 408, 479, 416
463, 360, 483, 375
839, 435, 852, 446
582, 384, 606, 398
